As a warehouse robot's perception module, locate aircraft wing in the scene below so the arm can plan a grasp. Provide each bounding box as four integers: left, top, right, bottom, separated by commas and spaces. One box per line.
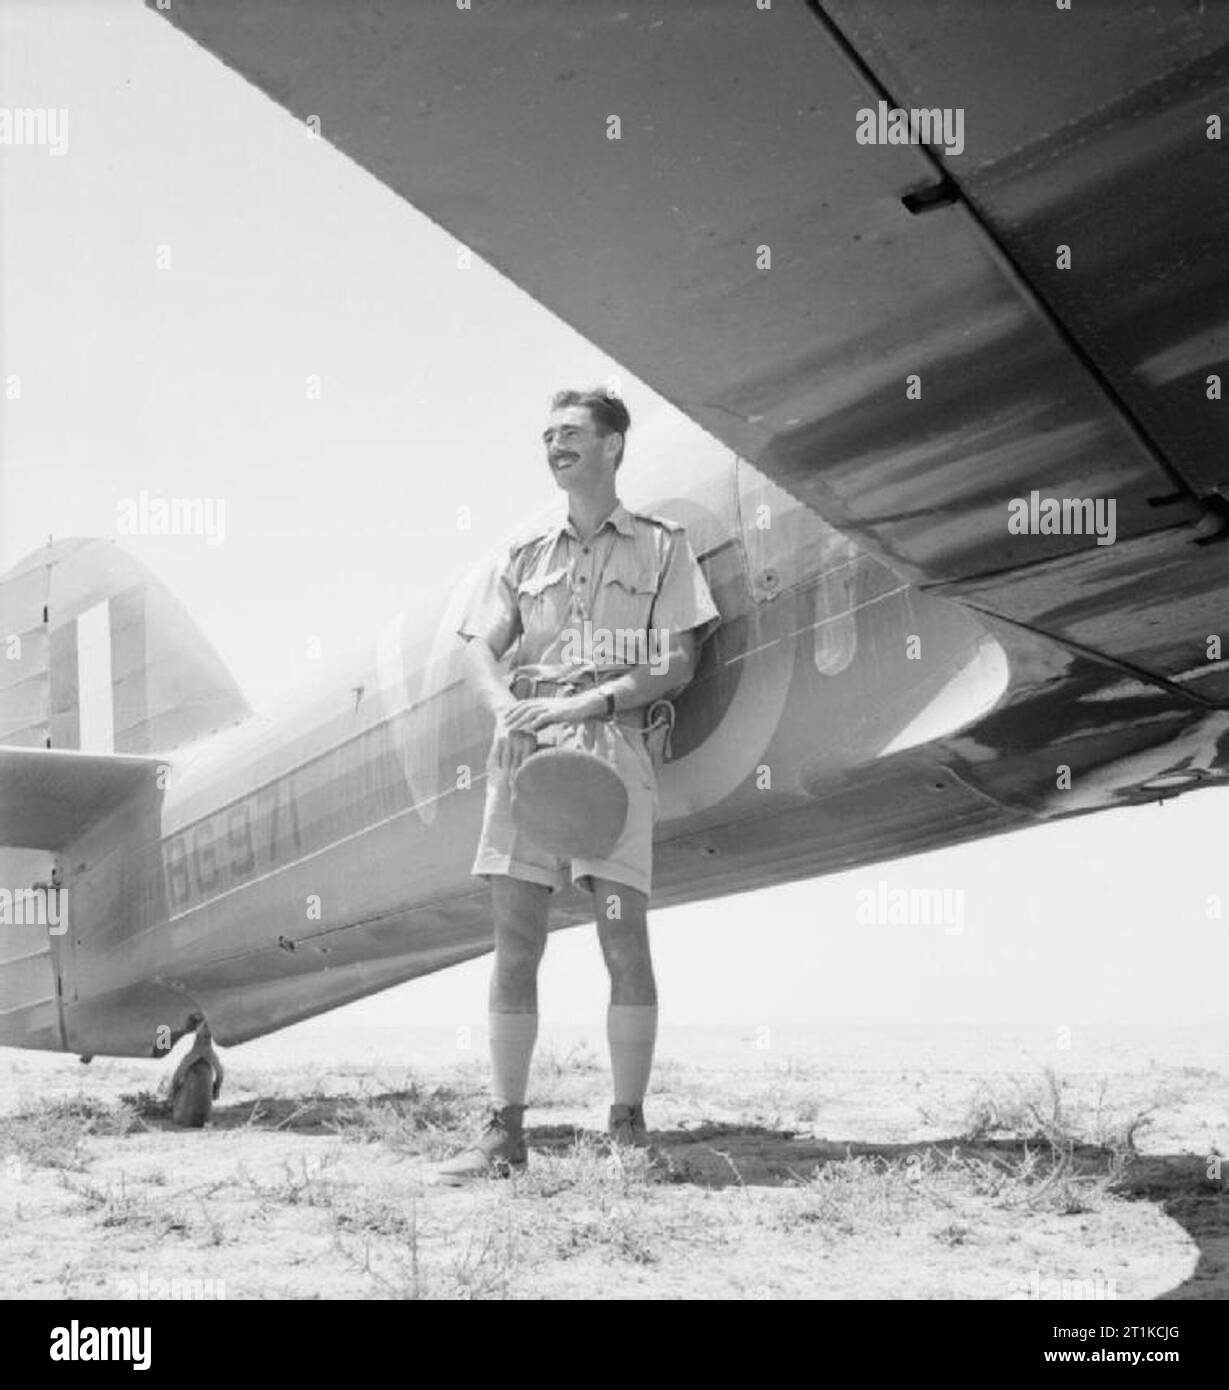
150, 0, 1229, 699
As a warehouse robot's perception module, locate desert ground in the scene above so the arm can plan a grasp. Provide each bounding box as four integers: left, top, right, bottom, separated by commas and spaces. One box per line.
0, 1023, 1225, 1300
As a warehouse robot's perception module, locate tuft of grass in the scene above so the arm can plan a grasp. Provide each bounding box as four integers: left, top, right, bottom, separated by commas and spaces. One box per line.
0, 1094, 143, 1171
120, 1089, 173, 1122
959, 1069, 1161, 1152
771, 1128, 1134, 1240
553, 1203, 658, 1265
505, 1134, 723, 1266
331, 1197, 520, 1300
773, 1152, 941, 1237
239, 1150, 344, 1207
331, 1191, 418, 1239
330, 1084, 477, 1160
56, 1169, 226, 1244
954, 1069, 1174, 1214
59, 1171, 157, 1230
512, 1131, 664, 1200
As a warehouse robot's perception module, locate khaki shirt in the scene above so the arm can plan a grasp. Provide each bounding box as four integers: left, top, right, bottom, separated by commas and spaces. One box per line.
458, 501, 721, 696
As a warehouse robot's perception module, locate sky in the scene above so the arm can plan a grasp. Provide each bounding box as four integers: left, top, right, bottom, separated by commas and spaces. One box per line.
2, 0, 1227, 1049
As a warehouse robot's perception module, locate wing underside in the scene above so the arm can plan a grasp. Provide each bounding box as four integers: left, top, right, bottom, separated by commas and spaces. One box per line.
148, 0, 1229, 809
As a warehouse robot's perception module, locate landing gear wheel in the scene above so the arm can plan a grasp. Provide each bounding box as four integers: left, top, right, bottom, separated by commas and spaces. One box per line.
170, 1017, 224, 1128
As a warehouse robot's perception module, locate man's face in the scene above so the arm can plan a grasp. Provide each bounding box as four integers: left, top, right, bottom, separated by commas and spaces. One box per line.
542, 405, 618, 491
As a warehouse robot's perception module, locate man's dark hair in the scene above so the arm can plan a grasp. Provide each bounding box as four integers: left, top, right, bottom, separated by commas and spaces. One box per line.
551, 387, 631, 466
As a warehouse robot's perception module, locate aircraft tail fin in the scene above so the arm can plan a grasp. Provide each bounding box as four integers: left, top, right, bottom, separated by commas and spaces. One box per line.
0, 537, 251, 755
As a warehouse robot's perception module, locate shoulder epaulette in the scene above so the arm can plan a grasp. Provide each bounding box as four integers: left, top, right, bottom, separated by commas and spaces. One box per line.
506, 525, 556, 559
628, 509, 684, 533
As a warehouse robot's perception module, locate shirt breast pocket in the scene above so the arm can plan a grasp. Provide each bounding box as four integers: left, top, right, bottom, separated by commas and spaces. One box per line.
597, 565, 658, 639
516, 566, 571, 638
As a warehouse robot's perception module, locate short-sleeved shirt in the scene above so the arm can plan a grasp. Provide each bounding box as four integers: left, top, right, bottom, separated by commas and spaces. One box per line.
457, 501, 720, 700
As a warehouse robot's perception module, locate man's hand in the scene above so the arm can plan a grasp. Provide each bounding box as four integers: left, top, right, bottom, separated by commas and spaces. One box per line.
491, 691, 601, 772
503, 690, 604, 736
494, 726, 538, 773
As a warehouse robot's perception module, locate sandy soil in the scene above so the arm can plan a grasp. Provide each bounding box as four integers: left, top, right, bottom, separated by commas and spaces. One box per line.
0, 1029, 1225, 1300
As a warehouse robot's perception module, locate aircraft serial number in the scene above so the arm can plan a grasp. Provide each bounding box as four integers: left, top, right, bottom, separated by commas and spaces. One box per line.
163, 777, 302, 911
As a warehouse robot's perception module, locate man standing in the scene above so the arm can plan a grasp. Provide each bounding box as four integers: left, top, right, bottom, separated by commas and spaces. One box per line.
436, 388, 720, 1183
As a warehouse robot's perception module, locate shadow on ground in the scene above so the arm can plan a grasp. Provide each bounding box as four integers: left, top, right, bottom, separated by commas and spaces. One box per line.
125, 1087, 1228, 1299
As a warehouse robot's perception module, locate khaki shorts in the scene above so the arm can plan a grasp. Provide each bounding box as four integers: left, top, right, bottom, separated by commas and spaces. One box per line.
471, 717, 659, 896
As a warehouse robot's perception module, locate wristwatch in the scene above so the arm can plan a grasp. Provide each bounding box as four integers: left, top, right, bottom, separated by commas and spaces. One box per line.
602, 686, 617, 717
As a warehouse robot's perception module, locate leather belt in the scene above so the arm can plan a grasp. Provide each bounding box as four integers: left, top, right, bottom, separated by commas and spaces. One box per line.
510, 673, 584, 698
509, 672, 647, 728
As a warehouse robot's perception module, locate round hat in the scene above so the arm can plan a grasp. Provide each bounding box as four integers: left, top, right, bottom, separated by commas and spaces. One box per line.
510, 746, 629, 859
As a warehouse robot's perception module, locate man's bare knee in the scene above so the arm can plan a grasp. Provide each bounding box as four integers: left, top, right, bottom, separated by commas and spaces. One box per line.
492, 878, 549, 944
596, 922, 652, 974
591, 878, 655, 1004
495, 923, 547, 974
490, 876, 550, 1008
